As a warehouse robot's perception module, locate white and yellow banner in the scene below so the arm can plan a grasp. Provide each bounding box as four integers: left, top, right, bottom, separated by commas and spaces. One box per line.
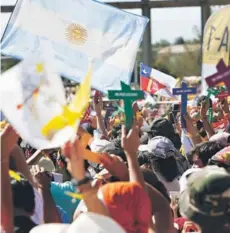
202, 6, 230, 92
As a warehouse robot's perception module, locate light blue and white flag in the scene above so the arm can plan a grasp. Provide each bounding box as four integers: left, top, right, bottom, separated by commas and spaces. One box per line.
1, 0, 148, 92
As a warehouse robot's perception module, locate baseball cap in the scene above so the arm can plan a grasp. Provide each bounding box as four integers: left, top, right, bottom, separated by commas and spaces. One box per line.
142, 118, 175, 136
179, 166, 230, 227
143, 136, 177, 159
30, 212, 126, 233
209, 132, 230, 146
38, 157, 55, 173
209, 146, 230, 168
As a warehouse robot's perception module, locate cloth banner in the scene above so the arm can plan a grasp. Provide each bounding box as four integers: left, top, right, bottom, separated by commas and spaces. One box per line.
1, 0, 148, 93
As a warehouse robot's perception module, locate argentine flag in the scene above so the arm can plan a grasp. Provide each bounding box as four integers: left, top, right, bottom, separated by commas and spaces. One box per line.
1, 0, 148, 93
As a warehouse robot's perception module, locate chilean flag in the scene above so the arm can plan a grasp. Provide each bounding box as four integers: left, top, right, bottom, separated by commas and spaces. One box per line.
140, 63, 176, 97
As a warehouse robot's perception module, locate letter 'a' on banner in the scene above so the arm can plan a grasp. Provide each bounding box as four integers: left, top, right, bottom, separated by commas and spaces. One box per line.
202, 6, 230, 94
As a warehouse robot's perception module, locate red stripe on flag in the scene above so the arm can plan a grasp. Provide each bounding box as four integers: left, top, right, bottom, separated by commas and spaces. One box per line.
140, 76, 166, 94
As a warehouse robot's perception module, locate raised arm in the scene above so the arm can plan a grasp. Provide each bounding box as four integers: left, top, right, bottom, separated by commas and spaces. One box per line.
94, 93, 108, 139
62, 137, 110, 217
30, 165, 61, 223
10, 144, 37, 187
200, 100, 215, 138
1, 125, 19, 233
121, 122, 146, 190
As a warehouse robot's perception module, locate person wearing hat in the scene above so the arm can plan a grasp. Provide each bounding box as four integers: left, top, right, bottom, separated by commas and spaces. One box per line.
208, 146, 230, 173
142, 118, 182, 150
179, 166, 230, 233
139, 136, 189, 192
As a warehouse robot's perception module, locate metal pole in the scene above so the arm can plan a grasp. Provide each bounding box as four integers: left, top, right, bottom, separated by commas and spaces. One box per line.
201, 1, 211, 38
200, 1, 211, 75
142, 0, 152, 66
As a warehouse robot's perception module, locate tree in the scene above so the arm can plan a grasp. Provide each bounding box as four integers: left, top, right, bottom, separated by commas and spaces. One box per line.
153, 39, 171, 48
174, 37, 185, 45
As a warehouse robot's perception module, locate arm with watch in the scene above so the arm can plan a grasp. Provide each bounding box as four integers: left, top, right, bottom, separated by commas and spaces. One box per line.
62, 138, 110, 217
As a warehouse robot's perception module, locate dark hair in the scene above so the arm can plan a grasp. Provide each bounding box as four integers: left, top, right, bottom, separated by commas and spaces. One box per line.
190, 141, 225, 167
150, 157, 180, 182
137, 151, 151, 167
141, 167, 170, 202
197, 95, 212, 108
170, 133, 182, 150
11, 176, 35, 214
110, 124, 122, 139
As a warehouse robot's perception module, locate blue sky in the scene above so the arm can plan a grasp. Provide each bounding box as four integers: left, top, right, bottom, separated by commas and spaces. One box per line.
0, 0, 221, 43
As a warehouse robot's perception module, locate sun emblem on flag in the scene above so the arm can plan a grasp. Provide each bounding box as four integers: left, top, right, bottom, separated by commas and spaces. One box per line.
65, 24, 88, 45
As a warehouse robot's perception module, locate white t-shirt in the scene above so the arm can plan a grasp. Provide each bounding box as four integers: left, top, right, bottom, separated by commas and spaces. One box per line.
31, 188, 44, 224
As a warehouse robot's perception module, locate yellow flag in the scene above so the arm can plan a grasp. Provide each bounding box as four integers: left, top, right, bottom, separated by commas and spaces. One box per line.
69, 63, 92, 115
41, 64, 92, 138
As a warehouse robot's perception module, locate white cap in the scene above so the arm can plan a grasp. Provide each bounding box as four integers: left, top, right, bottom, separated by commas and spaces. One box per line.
30, 212, 126, 233
179, 168, 201, 193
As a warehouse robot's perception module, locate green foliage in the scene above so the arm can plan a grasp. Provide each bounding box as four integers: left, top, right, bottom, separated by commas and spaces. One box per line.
174, 37, 185, 45
136, 27, 202, 78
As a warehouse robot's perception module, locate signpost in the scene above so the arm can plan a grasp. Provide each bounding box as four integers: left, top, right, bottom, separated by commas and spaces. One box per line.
173, 82, 196, 128
108, 81, 144, 129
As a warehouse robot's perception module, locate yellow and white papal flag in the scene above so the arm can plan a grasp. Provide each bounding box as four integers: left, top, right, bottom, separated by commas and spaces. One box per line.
0, 54, 91, 149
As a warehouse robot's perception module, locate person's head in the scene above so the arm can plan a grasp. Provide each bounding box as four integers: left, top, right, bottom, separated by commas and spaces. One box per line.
11, 175, 35, 216
209, 132, 230, 147
208, 146, 230, 173
100, 139, 126, 162
142, 118, 182, 149
196, 120, 208, 139
144, 136, 180, 182
188, 141, 225, 168
100, 182, 151, 233
179, 166, 230, 232
196, 95, 212, 109
140, 167, 170, 202
110, 124, 122, 139
137, 151, 151, 168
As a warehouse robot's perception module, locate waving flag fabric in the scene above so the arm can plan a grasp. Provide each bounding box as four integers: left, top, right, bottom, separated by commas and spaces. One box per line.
0, 54, 91, 149
1, 0, 148, 93
140, 63, 176, 97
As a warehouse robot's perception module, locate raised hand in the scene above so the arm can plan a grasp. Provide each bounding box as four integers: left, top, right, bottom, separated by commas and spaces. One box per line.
93, 91, 103, 115
62, 137, 85, 180
1, 124, 19, 160
200, 99, 209, 120
121, 121, 140, 156
30, 165, 51, 190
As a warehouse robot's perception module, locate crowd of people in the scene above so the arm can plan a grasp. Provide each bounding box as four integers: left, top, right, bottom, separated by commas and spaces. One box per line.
1, 91, 230, 233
